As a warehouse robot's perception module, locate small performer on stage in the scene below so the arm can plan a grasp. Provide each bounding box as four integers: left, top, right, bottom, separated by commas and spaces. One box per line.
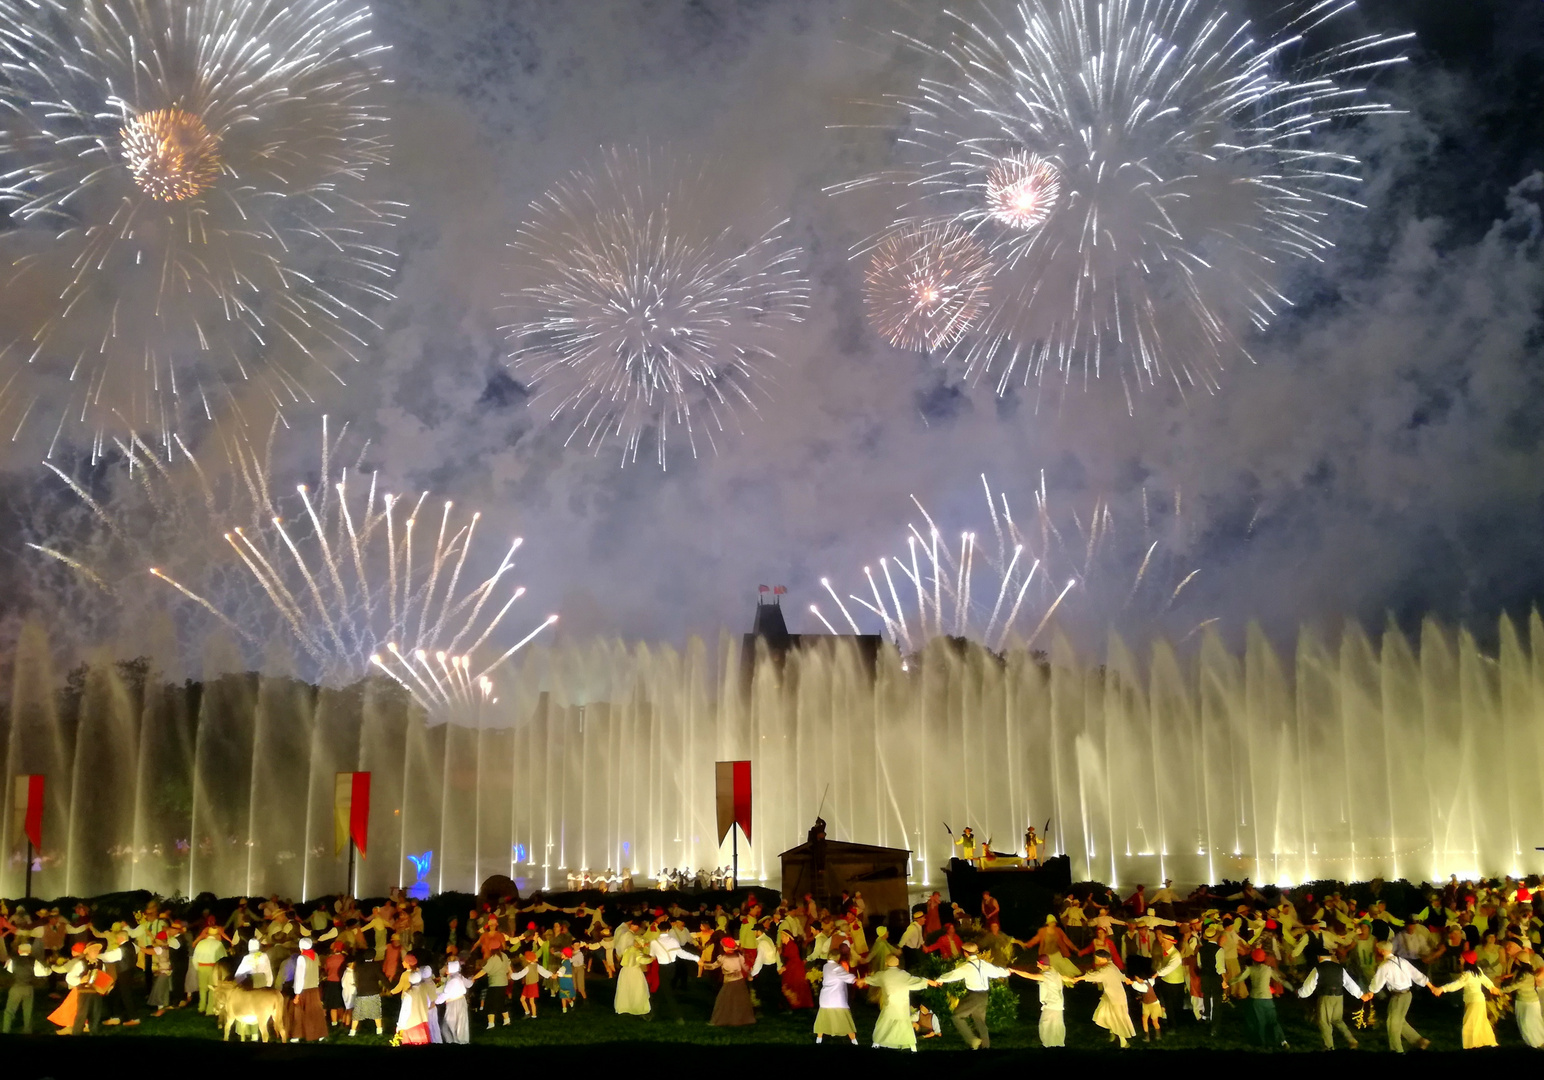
953, 826, 980, 865
931, 941, 1024, 1050
288, 937, 327, 1042
437, 960, 474, 1043
1074, 950, 1137, 1049
1020, 955, 1075, 1048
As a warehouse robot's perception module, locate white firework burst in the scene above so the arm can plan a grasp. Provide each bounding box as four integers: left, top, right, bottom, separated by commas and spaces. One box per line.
836, 0, 1410, 397
0, 0, 403, 450
813, 473, 1209, 653
503, 146, 809, 469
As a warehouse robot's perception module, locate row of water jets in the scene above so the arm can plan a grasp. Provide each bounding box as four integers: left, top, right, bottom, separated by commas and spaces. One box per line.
2, 613, 1539, 900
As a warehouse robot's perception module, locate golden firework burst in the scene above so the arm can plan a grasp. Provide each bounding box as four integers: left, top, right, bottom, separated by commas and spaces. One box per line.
865, 222, 993, 352
120, 107, 222, 202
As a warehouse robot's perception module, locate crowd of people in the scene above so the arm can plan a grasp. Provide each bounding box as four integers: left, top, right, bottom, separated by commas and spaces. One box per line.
0, 873, 1541, 1052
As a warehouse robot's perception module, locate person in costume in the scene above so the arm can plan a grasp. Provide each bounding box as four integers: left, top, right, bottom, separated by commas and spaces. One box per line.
647, 922, 699, 1022
1231, 947, 1293, 1049
287, 936, 327, 1042
349, 950, 385, 1036
923, 892, 944, 935
898, 910, 926, 970
146, 933, 175, 1017
1024, 824, 1044, 867
3, 940, 45, 1033
749, 922, 785, 1015
1499, 947, 1544, 1047
869, 955, 929, 1051
613, 939, 652, 1016
395, 968, 432, 1045
778, 927, 814, 1010
1020, 955, 1074, 1048
923, 922, 965, 961
1074, 950, 1136, 1048
705, 938, 756, 1026
437, 959, 474, 1042
553, 947, 579, 1013
1364, 948, 1435, 1052
510, 949, 556, 1019
235, 937, 273, 988
953, 827, 979, 865
813, 954, 863, 1044
932, 940, 1022, 1050
191, 924, 227, 1014
1435, 951, 1503, 1049
1129, 975, 1164, 1041
1296, 940, 1364, 1050
1019, 915, 1081, 979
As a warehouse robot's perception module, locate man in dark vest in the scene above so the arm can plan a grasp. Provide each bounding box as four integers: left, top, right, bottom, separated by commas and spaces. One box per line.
1295, 940, 1363, 1049
3, 941, 45, 1033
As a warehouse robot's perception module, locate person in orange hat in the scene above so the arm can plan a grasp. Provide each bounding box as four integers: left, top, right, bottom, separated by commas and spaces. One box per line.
1231, 947, 1293, 1048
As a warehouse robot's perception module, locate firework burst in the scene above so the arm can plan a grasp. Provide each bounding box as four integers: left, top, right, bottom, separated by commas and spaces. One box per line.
864, 222, 994, 352
0, 0, 402, 449
836, 0, 1409, 396
813, 473, 1209, 653
38, 419, 555, 713
504, 147, 809, 469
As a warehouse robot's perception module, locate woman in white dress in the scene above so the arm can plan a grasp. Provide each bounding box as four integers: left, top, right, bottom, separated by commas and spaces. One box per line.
1501, 949, 1544, 1048
437, 960, 474, 1044
1075, 950, 1136, 1048
613, 941, 651, 1016
1436, 953, 1502, 1049
813, 957, 864, 1044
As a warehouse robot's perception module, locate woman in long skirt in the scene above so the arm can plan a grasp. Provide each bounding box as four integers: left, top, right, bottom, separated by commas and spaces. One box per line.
437, 961, 474, 1043
706, 939, 756, 1026
813, 958, 862, 1044
1076, 951, 1137, 1048
1438, 954, 1502, 1049
613, 941, 652, 1016
779, 930, 814, 1010
1502, 952, 1544, 1048
396, 969, 432, 1045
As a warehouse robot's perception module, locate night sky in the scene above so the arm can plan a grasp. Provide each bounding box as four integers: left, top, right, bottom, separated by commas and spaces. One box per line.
5, 0, 1544, 664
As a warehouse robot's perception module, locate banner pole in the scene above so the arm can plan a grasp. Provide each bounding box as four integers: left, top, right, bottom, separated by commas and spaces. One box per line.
25, 839, 33, 899
732, 826, 738, 891
348, 838, 357, 897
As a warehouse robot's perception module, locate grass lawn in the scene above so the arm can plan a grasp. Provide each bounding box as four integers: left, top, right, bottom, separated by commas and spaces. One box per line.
7, 972, 1528, 1054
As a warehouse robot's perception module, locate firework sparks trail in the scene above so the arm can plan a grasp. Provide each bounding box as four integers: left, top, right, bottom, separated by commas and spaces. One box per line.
832, 0, 1410, 397
864, 221, 994, 352
0, 0, 404, 450
38, 418, 555, 713
503, 146, 809, 469
813, 473, 1208, 653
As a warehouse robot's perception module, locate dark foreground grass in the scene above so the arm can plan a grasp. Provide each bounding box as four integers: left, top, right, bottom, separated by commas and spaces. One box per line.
1, 975, 1536, 1077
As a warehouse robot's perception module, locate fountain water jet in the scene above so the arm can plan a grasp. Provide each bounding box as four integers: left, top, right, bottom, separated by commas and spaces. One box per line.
4, 614, 1542, 899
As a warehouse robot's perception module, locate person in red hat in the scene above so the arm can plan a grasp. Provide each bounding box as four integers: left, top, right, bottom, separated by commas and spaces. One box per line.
704, 938, 755, 1026
1435, 951, 1503, 1048
1231, 947, 1293, 1048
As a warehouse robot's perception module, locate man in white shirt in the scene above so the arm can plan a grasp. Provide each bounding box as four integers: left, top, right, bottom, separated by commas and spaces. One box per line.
931, 941, 1028, 1049
749, 922, 785, 1014
898, 911, 926, 970
647, 927, 699, 1023
3, 942, 47, 1033
1364, 952, 1433, 1052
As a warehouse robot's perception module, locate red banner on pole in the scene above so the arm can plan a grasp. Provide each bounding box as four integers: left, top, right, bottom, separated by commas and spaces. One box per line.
335, 771, 371, 857
350, 771, 371, 857
23, 774, 44, 850
715, 761, 752, 844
